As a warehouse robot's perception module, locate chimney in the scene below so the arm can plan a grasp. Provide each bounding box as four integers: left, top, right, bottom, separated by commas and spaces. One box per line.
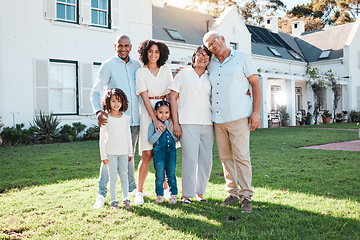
292, 21, 305, 37
152, 0, 164, 7
264, 16, 278, 33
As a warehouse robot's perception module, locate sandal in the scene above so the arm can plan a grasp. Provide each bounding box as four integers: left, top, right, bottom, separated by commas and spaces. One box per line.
182, 198, 192, 204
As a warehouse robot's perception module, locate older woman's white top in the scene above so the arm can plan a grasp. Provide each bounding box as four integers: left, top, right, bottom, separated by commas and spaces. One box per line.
168, 66, 212, 125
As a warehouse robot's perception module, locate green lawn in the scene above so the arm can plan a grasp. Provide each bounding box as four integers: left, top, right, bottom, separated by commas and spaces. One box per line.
0, 124, 359, 239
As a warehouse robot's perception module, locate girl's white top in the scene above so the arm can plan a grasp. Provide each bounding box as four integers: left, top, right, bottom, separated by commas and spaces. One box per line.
99, 114, 133, 160
168, 66, 212, 125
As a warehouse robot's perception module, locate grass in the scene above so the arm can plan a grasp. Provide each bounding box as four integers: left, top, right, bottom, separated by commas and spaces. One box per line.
0, 124, 359, 239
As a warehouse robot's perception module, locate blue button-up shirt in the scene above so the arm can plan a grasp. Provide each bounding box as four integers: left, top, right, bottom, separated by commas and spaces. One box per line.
90, 55, 141, 126
207, 49, 258, 124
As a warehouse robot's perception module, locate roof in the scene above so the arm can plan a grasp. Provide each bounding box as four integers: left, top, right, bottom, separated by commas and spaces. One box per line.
246, 24, 306, 62
297, 23, 355, 62
152, 4, 355, 63
152, 5, 214, 45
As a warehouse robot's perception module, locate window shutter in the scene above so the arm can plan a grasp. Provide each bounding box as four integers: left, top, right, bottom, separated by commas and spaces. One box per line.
80, 0, 91, 25
357, 86, 360, 108
44, 0, 56, 20
79, 62, 93, 115
111, 0, 121, 30
34, 59, 49, 114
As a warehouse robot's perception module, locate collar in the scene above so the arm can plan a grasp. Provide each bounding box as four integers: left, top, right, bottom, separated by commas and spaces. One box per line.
116, 55, 134, 64
213, 48, 235, 64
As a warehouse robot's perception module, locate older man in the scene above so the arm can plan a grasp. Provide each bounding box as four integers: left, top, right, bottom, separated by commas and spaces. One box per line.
90, 35, 141, 209
203, 31, 261, 212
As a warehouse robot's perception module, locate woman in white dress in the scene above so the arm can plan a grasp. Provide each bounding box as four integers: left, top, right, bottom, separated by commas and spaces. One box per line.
134, 39, 173, 205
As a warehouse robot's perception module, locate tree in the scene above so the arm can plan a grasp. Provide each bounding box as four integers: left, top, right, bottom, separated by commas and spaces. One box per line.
306, 67, 330, 124
185, 0, 286, 25
280, 0, 358, 33
326, 70, 342, 123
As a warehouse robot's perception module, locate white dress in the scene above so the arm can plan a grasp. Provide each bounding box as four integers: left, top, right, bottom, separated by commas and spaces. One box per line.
136, 65, 173, 154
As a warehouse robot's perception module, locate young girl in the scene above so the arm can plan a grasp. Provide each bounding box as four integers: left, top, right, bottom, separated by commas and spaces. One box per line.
148, 101, 179, 204
99, 88, 133, 210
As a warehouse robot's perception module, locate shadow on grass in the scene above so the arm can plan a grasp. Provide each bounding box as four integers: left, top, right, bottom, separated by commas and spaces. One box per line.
132, 200, 360, 239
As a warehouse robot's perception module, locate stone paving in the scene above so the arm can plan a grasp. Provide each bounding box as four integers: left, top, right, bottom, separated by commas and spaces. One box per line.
302, 140, 360, 151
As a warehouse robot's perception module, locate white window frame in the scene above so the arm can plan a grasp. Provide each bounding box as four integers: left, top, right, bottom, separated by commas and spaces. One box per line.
49, 59, 78, 115
230, 42, 237, 50
91, 0, 109, 28
56, 0, 78, 23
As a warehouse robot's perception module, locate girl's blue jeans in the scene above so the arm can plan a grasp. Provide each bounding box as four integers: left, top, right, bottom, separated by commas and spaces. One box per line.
153, 143, 178, 196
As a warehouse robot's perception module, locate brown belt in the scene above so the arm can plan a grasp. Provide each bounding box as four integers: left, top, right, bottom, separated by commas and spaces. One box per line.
149, 95, 166, 100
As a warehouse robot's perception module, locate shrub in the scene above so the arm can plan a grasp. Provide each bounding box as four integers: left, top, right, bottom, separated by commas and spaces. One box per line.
72, 122, 86, 139
59, 124, 76, 142
83, 125, 100, 141
31, 111, 61, 143
59, 122, 87, 142
0, 124, 36, 146
349, 110, 360, 122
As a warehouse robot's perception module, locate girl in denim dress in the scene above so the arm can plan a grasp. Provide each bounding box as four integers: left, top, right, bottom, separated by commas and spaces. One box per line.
148, 100, 179, 204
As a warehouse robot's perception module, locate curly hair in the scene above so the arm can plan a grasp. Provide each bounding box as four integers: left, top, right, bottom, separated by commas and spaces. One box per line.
191, 45, 212, 68
102, 88, 128, 113
138, 39, 169, 67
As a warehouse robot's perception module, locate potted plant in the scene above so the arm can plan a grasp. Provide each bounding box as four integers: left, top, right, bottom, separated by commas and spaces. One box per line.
299, 116, 306, 125
280, 107, 290, 127
335, 113, 344, 123
321, 110, 331, 124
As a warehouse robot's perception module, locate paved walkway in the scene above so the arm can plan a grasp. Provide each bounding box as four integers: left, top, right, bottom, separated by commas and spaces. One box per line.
300, 127, 360, 151
302, 140, 360, 151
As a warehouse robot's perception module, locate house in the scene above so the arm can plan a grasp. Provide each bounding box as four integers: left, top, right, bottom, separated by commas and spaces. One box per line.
0, 0, 153, 129
0, 0, 359, 130
152, 3, 360, 127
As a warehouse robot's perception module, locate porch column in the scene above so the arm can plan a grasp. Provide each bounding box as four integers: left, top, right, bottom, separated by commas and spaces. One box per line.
260, 76, 268, 128
286, 78, 296, 126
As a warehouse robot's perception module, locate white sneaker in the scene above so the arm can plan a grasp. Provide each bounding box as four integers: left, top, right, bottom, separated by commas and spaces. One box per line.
129, 189, 137, 197
93, 194, 105, 209
168, 195, 177, 204
134, 192, 144, 205
164, 188, 171, 200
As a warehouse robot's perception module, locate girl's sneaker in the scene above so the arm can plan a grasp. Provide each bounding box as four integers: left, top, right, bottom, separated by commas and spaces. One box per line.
110, 201, 120, 210
168, 195, 177, 204
134, 192, 144, 205
123, 199, 131, 209
93, 194, 105, 209
155, 195, 164, 203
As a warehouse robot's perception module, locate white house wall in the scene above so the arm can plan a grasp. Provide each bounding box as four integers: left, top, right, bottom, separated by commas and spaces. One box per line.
0, 0, 152, 128
210, 6, 252, 54
348, 32, 360, 111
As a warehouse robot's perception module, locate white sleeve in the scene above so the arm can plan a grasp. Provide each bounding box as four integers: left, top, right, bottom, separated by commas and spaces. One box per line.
99, 125, 108, 160
127, 116, 134, 157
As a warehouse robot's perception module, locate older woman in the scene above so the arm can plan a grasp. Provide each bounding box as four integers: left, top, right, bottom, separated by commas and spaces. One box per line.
168, 46, 213, 203
135, 39, 173, 205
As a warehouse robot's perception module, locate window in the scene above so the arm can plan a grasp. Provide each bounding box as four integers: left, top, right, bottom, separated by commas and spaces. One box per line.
288, 50, 301, 60
49, 60, 78, 115
270, 85, 281, 110
57, 0, 78, 23
268, 47, 282, 57
164, 28, 185, 42
295, 87, 302, 112
92, 62, 101, 86
230, 42, 237, 50
318, 50, 332, 59
91, 0, 109, 27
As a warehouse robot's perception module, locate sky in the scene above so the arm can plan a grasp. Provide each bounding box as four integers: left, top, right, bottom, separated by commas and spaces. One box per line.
166, 0, 312, 14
